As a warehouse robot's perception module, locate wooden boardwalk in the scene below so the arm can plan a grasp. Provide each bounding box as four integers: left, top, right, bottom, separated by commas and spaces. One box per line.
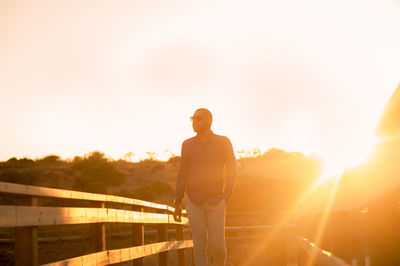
0, 181, 397, 265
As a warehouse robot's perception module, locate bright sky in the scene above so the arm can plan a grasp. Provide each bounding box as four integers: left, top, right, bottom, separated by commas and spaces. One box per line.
1, 0, 399, 177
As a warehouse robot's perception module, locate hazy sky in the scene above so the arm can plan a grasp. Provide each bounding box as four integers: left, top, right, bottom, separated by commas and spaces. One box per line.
1, 0, 399, 176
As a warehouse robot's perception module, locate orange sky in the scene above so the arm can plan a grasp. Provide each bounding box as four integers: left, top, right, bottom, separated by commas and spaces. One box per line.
1, 0, 399, 177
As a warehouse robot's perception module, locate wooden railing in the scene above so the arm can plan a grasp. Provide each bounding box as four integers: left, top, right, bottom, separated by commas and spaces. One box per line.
2, 180, 394, 265
0, 181, 193, 266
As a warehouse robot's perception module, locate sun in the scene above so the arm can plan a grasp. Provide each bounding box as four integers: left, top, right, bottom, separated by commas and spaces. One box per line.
279, 112, 379, 183
318, 134, 378, 181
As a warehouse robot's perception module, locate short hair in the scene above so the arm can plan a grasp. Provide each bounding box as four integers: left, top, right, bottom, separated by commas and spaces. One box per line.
195, 108, 213, 124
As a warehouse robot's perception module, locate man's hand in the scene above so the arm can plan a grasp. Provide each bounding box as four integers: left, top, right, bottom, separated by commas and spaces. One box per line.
173, 203, 182, 222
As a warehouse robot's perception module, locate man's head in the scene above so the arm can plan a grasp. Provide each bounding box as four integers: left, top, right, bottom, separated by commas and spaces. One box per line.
191, 108, 213, 133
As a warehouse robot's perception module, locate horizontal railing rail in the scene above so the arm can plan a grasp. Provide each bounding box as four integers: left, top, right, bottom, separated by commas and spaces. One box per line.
293, 235, 350, 266
0, 206, 188, 227
43, 240, 193, 266
0, 181, 185, 213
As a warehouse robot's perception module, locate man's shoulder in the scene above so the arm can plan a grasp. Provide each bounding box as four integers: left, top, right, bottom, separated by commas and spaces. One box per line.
214, 134, 231, 143
181, 134, 232, 145
182, 136, 196, 146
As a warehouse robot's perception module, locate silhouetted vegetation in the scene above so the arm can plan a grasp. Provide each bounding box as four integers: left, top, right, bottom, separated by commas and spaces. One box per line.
70, 151, 125, 193
0, 168, 41, 185
238, 148, 322, 180
0, 158, 41, 185
167, 155, 180, 168
38, 155, 61, 162
0, 148, 323, 212
1, 157, 35, 168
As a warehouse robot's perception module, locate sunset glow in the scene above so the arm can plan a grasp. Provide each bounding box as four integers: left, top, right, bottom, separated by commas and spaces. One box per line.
318, 134, 379, 180
1, 0, 399, 178
2, 1, 400, 265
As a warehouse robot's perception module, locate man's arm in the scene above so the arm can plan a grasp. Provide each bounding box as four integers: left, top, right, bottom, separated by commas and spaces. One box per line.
223, 137, 237, 201
175, 141, 189, 205
174, 141, 189, 222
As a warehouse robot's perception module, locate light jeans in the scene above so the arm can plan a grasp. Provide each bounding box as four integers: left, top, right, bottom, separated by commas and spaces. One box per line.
184, 196, 227, 266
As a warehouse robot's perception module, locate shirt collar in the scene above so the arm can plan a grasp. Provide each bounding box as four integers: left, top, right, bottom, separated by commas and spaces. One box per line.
195, 130, 215, 143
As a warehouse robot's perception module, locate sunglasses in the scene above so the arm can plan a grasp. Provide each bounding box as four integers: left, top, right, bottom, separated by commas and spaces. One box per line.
190, 116, 205, 122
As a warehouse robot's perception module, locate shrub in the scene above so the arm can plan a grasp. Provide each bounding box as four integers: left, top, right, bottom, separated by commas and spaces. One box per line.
3, 158, 35, 168
0, 169, 41, 185
71, 151, 125, 193
36, 155, 61, 163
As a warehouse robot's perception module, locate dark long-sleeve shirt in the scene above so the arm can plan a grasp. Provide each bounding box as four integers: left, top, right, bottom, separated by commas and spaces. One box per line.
175, 132, 237, 205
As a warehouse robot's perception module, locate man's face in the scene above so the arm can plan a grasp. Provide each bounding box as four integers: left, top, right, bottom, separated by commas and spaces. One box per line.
191, 110, 210, 133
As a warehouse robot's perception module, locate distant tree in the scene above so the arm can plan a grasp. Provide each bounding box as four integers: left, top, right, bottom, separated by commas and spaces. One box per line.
73, 156, 82, 163
86, 151, 106, 161
252, 148, 261, 157
237, 150, 252, 158
164, 149, 176, 159
261, 148, 286, 160
37, 155, 61, 163
167, 156, 180, 168
146, 152, 157, 161
124, 152, 134, 162
71, 151, 125, 193
3, 158, 35, 168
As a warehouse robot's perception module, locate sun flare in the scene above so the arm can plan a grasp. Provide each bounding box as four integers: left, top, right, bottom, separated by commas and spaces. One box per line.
318, 134, 378, 181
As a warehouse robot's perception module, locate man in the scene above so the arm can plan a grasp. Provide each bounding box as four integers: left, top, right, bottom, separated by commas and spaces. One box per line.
173, 108, 237, 266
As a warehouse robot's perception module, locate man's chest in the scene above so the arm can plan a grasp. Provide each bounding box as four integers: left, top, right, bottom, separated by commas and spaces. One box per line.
187, 143, 225, 164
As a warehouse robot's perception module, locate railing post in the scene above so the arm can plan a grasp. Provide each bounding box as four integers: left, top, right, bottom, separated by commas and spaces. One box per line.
132, 206, 144, 266
176, 224, 185, 266
279, 227, 287, 266
158, 211, 168, 266
91, 202, 106, 252
14, 195, 38, 266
